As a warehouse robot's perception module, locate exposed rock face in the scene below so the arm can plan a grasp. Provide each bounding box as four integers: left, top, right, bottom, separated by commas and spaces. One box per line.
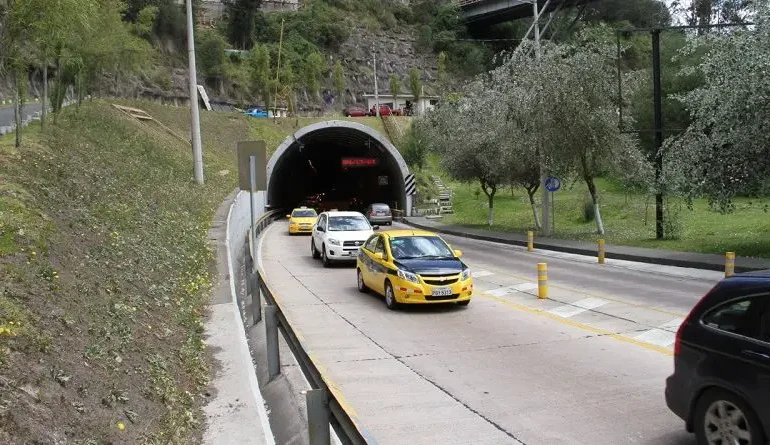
330, 25, 438, 106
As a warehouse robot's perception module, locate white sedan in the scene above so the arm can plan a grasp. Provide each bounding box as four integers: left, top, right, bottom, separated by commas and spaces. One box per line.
311, 211, 376, 267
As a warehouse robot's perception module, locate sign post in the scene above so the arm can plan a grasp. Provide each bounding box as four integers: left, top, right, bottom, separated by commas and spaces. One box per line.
237, 141, 267, 253
545, 176, 561, 234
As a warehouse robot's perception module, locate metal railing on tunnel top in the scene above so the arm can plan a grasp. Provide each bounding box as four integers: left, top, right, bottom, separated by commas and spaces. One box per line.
245, 209, 373, 445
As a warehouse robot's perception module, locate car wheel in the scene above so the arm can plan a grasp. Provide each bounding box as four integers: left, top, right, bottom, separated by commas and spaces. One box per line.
311, 239, 320, 259
457, 300, 471, 307
384, 281, 398, 310
357, 269, 368, 293
321, 244, 330, 268
694, 388, 764, 445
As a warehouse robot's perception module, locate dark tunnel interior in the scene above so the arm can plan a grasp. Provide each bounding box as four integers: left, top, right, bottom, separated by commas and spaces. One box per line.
268, 127, 406, 213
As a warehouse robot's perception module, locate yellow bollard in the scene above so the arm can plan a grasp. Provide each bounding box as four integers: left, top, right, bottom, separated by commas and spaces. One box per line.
598, 239, 605, 264
725, 252, 735, 278
527, 231, 534, 252
537, 263, 548, 299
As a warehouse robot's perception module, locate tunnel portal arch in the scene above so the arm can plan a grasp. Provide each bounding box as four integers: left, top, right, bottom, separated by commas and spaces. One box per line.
266, 120, 412, 215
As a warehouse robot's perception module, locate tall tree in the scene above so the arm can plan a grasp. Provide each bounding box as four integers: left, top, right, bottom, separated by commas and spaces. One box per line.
247, 44, 271, 106
303, 51, 326, 100
408, 67, 422, 115
666, 5, 770, 211
389, 73, 401, 106
332, 60, 345, 106
223, 0, 262, 50
436, 51, 447, 91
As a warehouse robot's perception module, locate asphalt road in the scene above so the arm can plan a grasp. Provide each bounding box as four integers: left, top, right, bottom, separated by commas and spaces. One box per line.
258, 221, 722, 445
0, 102, 43, 127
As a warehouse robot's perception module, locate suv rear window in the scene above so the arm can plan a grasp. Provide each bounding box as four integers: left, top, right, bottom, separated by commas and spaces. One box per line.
703, 296, 766, 340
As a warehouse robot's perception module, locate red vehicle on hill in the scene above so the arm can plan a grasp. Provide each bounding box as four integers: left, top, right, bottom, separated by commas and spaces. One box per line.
343, 106, 368, 117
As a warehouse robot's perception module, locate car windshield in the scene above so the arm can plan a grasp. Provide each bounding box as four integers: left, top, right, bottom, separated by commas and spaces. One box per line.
328, 215, 370, 231
292, 209, 316, 217
389, 236, 454, 260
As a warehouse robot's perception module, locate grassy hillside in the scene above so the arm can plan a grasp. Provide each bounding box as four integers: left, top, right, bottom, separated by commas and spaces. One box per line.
0, 100, 397, 443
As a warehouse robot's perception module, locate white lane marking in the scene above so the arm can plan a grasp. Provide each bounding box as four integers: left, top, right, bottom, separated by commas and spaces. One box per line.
547, 297, 608, 318
473, 269, 494, 278
659, 317, 685, 332
487, 282, 538, 297
633, 329, 676, 347
631, 318, 685, 347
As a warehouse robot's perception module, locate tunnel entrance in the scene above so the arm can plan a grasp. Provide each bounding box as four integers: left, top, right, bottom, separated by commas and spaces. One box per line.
266, 121, 411, 215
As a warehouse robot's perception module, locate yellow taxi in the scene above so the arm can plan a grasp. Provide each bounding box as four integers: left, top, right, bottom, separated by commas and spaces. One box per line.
287, 207, 317, 234
355, 229, 472, 310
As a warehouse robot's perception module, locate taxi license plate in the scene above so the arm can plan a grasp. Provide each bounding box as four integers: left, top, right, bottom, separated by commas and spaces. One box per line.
432, 287, 452, 297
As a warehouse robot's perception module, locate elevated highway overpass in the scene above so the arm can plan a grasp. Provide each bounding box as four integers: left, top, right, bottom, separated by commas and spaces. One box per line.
459, 0, 599, 27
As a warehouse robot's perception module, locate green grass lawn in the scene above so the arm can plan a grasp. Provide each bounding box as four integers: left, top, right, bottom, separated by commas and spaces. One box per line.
414, 157, 770, 258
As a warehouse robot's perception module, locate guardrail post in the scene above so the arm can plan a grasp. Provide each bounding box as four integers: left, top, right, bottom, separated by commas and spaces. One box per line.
306, 389, 331, 445
725, 252, 735, 278
598, 239, 605, 264
527, 231, 534, 252
537, 263, 548, 299
265, 304, 280, 379
252, 272, 262, 324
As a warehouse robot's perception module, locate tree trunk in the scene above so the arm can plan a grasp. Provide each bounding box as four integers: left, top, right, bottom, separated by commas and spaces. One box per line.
480, 179, 497, 226
41, 61, 48, 129
53, 52, 62, 124
527, 187, 542, 230
584, 175, 605, 235
13, 73, 22, 148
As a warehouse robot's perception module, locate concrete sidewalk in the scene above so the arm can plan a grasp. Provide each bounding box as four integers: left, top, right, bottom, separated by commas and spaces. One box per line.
403, 216, 770, 273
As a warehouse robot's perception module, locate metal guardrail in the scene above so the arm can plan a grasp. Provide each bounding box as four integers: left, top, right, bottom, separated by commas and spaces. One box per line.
245, 209, 371, 445
457, 0, 485, 5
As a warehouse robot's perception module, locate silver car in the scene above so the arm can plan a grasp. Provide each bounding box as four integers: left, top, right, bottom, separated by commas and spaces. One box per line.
366, 203, 392, 225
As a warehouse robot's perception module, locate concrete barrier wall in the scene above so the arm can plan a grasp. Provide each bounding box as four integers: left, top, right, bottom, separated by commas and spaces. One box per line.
227, 190, 266, 264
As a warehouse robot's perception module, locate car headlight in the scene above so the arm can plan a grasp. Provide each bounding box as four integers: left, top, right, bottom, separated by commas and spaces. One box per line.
328, 238, 341, 246
397, 269, 419, 284
461, 268, 471, 281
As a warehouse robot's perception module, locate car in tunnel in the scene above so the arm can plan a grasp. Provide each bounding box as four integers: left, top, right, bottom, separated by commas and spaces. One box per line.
311, 211, 376, 267
356, 230, 473, 310
287, 207, 318, 234
365, 203, 393, 226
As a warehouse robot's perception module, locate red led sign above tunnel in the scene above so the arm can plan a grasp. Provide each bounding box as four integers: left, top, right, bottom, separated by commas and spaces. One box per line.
341, 157, 379, 167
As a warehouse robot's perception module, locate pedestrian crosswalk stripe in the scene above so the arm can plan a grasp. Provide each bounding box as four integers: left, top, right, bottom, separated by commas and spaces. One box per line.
547, 297, 608, 318
487, 282, 538, 297
474, 269, 494, 278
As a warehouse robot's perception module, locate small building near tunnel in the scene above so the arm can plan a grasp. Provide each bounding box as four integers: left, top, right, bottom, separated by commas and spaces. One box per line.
363, 93, 440, 115
265, 120, 414, 216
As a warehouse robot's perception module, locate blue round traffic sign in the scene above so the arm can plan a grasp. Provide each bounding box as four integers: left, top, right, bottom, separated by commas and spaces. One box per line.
545, 176, 561, 192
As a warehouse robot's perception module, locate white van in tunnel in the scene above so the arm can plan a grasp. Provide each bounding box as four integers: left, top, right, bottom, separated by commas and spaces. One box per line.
310, 211, 375, 267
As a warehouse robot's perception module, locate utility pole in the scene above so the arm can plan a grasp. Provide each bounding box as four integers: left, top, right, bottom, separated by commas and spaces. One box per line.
186, 0, 204, 185
534, 0, 551, 235
651, 29, 664, 239
373, 49, 380, 117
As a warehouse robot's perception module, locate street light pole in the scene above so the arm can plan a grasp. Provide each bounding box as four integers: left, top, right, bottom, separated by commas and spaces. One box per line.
651, 29, 664, 239
373, 49, 380, 118
534, 0, 551, 236
186, 0, 204, 185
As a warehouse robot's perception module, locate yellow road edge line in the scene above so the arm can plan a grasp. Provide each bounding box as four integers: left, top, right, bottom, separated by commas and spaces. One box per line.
471, 264, 687, 318
480, 293, 674, 357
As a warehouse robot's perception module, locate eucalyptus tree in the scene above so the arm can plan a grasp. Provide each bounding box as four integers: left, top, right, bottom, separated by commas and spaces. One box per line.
665, 5, 770, 212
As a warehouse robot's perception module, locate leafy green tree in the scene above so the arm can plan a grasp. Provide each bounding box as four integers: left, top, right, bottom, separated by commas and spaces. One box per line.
389, 73, 401, 106
436, 51, 447, 90
223, 0, 262, 49
303, 51, 326, 100
584, 0, 671, 28
247, 44, 272, 106
332, 60, 345, 105
408, 67, 422, 115
666, 6, 770, 211
132, 5, 159, 39
197, 31, 228, 80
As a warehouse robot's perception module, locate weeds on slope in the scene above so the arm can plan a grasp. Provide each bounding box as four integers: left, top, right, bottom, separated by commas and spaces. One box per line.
0, 102, 235, 444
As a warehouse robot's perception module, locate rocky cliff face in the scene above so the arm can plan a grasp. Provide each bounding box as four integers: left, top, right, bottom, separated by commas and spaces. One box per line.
331, 25, 438, 106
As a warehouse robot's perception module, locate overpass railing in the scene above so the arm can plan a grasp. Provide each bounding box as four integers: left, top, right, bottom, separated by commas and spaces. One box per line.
246, 210, 373, 445
457, 0, 485, 5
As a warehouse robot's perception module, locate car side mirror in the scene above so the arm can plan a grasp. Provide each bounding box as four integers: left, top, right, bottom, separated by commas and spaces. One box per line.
374, 252, 384, 260
373, 225, 380, 231
317, 226, 325, 232
454, 249, 463, 257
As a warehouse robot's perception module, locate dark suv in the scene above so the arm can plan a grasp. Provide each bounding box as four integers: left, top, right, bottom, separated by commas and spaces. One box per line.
666, 271, 770, 445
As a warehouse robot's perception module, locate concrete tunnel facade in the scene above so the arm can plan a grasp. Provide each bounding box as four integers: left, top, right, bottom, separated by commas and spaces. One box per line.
266, 120, 413, 216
